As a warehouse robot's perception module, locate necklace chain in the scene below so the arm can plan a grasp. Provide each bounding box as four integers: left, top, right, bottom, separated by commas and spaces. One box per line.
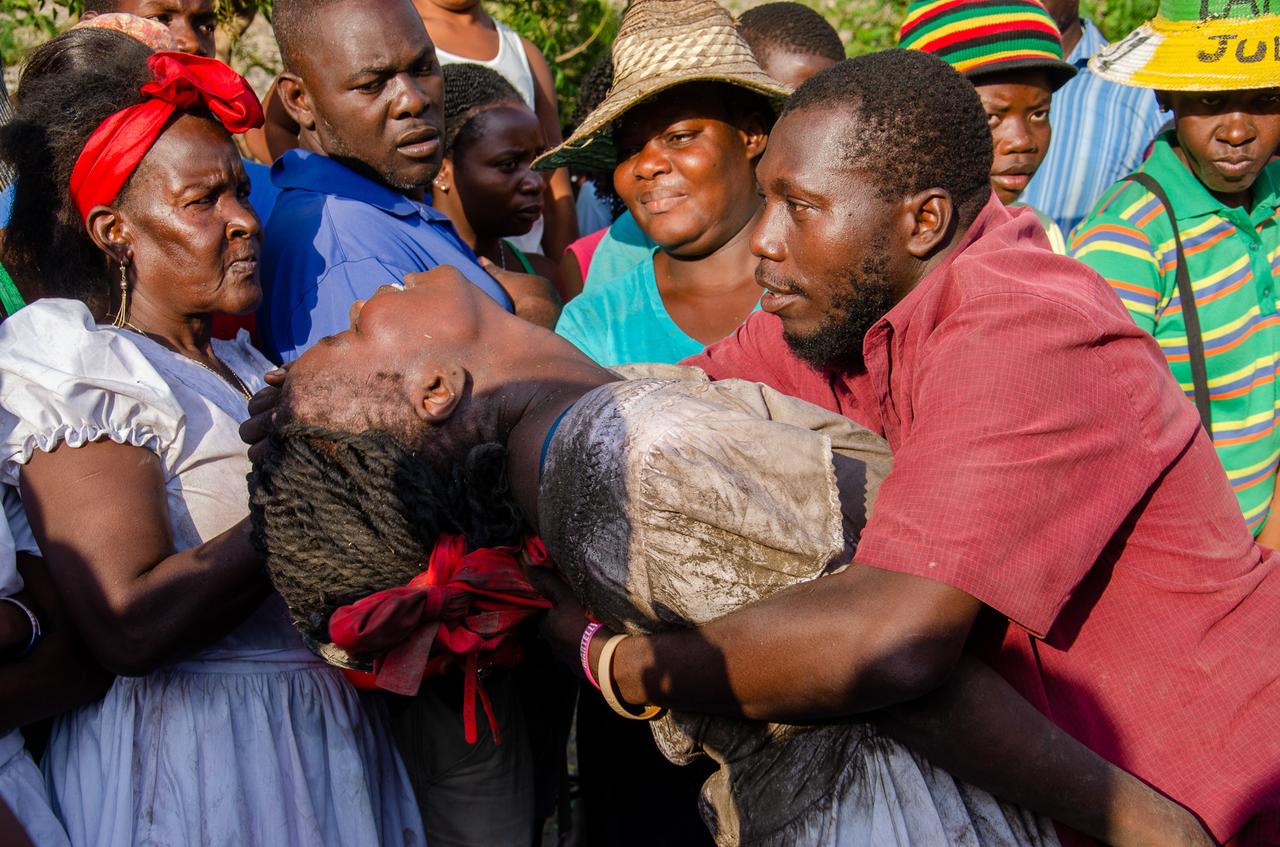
119, 321, 253, 401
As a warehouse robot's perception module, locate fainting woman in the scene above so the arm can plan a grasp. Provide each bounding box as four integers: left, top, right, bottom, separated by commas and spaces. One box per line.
248, 266, 1210, 847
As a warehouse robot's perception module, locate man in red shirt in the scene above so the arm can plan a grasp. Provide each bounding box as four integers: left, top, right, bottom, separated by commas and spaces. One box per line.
616, 50, 1278, 845
243, 48, 1278, 845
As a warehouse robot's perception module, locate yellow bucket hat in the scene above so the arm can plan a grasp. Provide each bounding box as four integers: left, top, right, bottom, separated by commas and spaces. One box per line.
1090, 0, 1280, 91
533, 0, 792, 172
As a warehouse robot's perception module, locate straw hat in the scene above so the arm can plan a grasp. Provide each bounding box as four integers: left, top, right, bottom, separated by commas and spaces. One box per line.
534, 0, 792, 172
1089, 0, 1280, 91
898, 0, 1076, 91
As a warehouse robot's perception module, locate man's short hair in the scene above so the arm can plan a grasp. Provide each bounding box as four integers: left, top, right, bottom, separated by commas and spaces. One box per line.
785, 50, 993, 225
738, 2, 845, 64
273, 0, 351, 73
82, 0, 119, 11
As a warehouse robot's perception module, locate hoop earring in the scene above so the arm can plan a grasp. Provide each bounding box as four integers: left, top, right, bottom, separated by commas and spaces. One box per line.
112, 261, 129, 328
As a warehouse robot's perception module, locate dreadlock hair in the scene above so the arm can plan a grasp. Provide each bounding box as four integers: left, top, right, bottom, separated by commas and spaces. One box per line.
569, 52, 626, 218
249, 422, 524, 642
441, 63, 526, 159
0, 29, 152, 312
737, 2, 845, 65
784, 50, 993, 227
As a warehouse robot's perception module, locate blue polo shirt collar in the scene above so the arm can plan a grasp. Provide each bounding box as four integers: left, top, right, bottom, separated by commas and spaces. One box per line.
270, 148, 438, 219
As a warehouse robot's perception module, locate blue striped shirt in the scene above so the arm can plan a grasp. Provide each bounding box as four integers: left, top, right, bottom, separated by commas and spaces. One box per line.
1018, 19, 1167, 237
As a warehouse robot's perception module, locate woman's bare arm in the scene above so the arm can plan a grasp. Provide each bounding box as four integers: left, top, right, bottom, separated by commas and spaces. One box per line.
559, 248, 585, 301
523, 39, 578, 260
0, 554, 113, 733
19, 439, 269, 676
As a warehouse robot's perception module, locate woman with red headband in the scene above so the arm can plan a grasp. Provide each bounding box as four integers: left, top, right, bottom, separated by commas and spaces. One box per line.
0, 30, 425, 847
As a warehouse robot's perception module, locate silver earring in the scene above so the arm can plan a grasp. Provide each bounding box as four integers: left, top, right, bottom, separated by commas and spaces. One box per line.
112, 261, 129, 328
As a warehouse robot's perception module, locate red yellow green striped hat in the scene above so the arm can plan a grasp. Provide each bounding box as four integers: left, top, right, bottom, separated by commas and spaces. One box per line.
1089, 0, 1280, 92
898, 0, 1076, 90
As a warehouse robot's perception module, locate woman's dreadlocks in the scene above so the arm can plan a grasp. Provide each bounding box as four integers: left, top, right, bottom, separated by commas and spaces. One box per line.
248, 422, 523, 642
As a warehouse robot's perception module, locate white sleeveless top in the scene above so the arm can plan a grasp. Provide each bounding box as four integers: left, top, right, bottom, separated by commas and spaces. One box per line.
435, 19, 536, 108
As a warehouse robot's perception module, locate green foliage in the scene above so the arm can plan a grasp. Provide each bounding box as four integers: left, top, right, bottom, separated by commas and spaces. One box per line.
0, 0, 274, 70
0, 0, 1161, 96
731, 0, 1159, 56
1, 1, 72, 70
490, 0, 617, 127
1080, 0, 1159, 40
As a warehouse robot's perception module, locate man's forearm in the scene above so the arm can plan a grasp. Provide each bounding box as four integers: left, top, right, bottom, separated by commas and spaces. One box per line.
877, 655, 1213, 846
591, 564, 981, 723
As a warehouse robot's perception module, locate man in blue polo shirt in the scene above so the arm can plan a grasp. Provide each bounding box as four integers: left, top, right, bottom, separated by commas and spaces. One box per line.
259, 0, 558, 364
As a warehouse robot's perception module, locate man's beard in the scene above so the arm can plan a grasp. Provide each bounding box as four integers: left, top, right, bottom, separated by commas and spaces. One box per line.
317, 115, 435, 194
781, 243, 896, 375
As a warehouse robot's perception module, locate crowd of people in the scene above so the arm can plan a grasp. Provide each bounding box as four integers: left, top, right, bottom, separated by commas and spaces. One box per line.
0, 0, 1277, 846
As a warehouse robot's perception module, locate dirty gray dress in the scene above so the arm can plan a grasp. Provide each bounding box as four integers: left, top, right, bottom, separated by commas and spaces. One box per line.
539, 367, 1058, 847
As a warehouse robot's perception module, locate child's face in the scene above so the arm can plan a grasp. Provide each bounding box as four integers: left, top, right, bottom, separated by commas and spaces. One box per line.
1163, 89, 1280, 205
973, 70, 1053, 205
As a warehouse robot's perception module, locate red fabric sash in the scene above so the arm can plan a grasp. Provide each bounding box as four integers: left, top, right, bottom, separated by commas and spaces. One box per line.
329, 534, 552, 743
68, 51, 264, 223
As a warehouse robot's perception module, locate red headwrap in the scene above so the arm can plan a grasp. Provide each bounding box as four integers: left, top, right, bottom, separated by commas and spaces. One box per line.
328, 534, 552, 744
68, 51, 264, 223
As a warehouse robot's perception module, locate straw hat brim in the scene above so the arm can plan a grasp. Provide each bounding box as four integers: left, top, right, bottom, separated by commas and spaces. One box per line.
1089, 15, 1280, 91
535, 71, 792, 173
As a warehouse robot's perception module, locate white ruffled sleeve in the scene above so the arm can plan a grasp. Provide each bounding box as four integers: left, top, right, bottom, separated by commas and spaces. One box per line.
0, 300, 184, 487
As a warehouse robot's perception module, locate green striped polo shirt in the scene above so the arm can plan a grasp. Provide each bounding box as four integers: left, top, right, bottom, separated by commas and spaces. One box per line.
1070, 133, 1280, 534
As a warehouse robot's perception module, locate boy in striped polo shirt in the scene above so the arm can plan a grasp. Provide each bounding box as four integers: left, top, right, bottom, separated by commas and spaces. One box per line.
1070, 0, 1280, 538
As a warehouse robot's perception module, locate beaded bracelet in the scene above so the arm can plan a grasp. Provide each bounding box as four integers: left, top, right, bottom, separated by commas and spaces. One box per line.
579, 621, 603, 690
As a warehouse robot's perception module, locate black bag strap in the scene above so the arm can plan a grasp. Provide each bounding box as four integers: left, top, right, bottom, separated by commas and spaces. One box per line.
1126, 171, 1213, 433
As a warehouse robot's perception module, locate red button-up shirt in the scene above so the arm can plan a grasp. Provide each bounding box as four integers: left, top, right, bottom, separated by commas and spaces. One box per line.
687, 196, 1280, 845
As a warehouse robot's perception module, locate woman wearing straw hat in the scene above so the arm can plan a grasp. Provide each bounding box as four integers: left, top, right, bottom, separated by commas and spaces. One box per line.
542, 0, 789, 369
1070, 0, 1280, 549
898, 0, 1077, 253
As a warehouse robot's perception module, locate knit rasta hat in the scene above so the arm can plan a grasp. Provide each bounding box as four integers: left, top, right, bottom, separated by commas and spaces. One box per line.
1090, 0, 1280, 92
898, 0, 1076, 90
533, 0, 791, 172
